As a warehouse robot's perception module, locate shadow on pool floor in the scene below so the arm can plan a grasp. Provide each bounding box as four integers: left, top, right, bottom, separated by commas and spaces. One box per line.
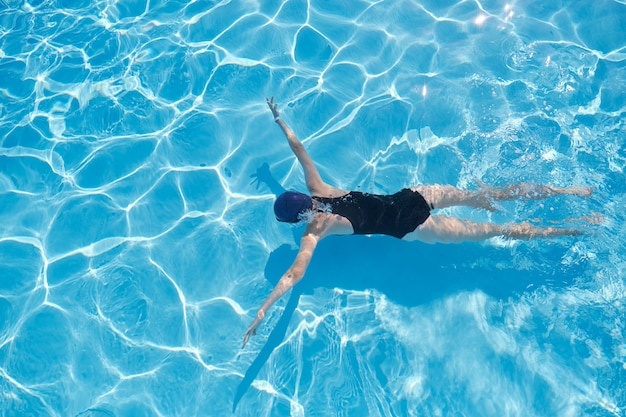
233, 233, 580, 411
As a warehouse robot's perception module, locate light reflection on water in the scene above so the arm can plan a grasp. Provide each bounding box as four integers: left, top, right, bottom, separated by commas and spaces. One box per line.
0, 0, 625, 416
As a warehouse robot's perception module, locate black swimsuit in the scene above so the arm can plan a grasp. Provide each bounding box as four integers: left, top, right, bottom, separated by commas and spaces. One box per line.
313, 189, 432, 239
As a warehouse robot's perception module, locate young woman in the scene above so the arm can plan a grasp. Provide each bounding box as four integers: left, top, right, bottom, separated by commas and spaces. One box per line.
242, 98, 590, 347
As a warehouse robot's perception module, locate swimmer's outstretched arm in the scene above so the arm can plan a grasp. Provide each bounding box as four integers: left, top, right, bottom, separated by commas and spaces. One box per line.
267, 97, 336, 196
242, 230, 320, 348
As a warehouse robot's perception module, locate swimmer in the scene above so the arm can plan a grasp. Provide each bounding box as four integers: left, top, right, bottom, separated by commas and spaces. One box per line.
241, 97, 592, 348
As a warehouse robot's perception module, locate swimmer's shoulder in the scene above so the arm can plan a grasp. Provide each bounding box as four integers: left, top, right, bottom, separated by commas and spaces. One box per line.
310, 184, 349, 199
307, 210, 353, 237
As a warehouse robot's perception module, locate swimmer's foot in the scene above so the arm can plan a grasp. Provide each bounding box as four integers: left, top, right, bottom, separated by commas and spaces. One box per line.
504, 222, 583, 240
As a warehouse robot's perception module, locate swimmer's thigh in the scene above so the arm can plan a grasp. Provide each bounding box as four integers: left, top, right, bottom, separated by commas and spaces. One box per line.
403, 215, 502, 244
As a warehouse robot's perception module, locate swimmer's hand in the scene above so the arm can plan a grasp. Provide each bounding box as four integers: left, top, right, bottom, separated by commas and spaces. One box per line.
242, 312, 264, 348
266, 97, 280, 121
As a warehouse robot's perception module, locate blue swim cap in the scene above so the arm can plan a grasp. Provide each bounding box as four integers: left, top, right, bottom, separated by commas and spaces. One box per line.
274, 191, 312, 223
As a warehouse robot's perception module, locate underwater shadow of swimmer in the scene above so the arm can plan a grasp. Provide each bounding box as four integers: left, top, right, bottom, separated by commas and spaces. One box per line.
234, 163, 301, 412
233, 164, 582, 412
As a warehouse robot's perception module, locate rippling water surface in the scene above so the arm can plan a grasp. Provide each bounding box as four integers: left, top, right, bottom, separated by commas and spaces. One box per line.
1, 0, 625, 416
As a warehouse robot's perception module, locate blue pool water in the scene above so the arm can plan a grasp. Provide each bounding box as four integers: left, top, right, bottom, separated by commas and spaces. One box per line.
1, 0, 625, 416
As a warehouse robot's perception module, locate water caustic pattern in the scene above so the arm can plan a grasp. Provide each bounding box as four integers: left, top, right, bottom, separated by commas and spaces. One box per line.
0, 0, 625, 416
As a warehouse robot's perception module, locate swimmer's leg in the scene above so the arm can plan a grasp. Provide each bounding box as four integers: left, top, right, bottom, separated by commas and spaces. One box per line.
413, 185, 491, 210
403, 215, 582, 244
413, 184, 592, 211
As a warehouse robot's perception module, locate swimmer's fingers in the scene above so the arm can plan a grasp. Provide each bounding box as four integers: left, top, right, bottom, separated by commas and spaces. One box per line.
241, 329, 252, 349
241, 317, 262, 348
266, 96, 280, 119
241, 327, 256, 349
241, 330, 252, 349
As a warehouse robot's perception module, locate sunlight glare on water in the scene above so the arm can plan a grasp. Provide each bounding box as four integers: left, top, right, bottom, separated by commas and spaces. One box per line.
0, 0, 625, 416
